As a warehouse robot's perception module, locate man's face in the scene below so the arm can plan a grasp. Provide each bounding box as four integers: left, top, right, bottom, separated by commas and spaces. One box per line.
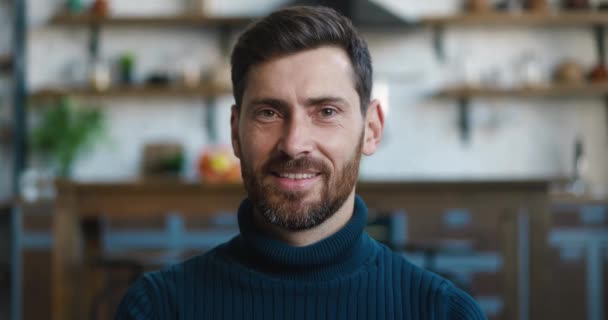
231, 46, 378, 231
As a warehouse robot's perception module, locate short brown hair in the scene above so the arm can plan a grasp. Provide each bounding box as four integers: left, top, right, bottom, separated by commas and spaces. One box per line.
230, 6, 373, 113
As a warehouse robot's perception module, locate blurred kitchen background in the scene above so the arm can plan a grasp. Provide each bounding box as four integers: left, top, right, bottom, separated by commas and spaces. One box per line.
1, 0, 608, 319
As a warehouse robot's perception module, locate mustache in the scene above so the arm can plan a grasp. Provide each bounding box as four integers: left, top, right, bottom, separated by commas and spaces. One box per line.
262, 154, 329, 174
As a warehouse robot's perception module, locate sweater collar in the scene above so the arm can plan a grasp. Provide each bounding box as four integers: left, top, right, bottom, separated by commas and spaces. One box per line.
229, 195, 376, 280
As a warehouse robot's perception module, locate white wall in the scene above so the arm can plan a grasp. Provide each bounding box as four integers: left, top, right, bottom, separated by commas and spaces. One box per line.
22, 0, 608, 195
360, 27, 608, 190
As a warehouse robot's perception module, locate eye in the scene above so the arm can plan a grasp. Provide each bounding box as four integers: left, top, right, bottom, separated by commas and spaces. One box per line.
319, 108, 337, 118
256, 109, 277, 119
254, 108, 281, 122
261, 109, 276, 118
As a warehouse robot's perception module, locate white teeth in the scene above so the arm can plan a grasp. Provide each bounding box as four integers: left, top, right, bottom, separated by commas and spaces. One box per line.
279, 173, 317, 180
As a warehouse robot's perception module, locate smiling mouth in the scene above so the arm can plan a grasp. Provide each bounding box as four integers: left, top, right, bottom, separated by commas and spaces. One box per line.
272, 172, 321, 180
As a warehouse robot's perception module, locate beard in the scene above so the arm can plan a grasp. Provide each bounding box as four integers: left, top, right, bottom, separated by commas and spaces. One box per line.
240, 133, 363, 231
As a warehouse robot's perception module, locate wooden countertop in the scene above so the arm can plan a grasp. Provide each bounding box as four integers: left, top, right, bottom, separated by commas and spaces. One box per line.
13, 179, 607, 215
550, 192, 608, 205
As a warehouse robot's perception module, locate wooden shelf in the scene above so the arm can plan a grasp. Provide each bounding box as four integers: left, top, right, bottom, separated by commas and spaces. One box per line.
30, 83, 232, 100
422, 11, 608, 26
438, 83, 608, 98
50, 13, 252, 27
51, 12, 608, 28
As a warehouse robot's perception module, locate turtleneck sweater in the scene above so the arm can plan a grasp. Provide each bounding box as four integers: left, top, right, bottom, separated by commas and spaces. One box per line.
115, 195, 487, 320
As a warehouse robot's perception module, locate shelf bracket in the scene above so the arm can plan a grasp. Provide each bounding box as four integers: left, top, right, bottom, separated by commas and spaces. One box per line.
432, 24, 445, 62
88, 22, 101, 63
593, 25, 608, 141
205, 97, 218, 144
593, 24, 606, 66
218, 25, 233, 57
458, 97, 471, 144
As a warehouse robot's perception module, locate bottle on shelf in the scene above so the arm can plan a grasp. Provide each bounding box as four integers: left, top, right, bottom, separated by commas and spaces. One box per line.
90, 58, 111, 91
590, 20, 608, 82
91, 0, 110, 17
467, 0, 493, 12
588, 63, 608, 82
118, 52, 135, 85
525, 0, 550, 11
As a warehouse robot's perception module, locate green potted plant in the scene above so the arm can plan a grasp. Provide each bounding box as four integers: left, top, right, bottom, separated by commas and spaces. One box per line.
118, 52, 135, 85
30, 97, 105, 178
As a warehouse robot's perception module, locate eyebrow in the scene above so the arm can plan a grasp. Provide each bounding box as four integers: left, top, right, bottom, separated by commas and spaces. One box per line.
305, 96, 350, 108
247, 98, 289, 110
247, 96, 350, 110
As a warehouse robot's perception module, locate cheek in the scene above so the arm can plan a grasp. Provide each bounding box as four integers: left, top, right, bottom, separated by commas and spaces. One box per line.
318, 134, 359, 170
239, 125, 278, 166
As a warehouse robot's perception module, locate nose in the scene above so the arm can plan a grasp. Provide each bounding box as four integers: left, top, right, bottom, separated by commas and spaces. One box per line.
277, 112, 313, 158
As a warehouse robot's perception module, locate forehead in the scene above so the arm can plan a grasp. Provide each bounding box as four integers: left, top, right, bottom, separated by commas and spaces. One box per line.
241, 46, 360, 110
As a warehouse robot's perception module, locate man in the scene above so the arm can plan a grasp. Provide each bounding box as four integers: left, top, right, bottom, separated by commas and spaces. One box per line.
116, 6, 486, 320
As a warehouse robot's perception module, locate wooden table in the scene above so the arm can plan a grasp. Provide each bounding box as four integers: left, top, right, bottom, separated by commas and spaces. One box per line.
52, 180, 551, 320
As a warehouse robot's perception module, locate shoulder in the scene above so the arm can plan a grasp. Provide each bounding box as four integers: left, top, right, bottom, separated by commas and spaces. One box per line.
114, 272, 157, 320
437, 281, 487, 320
376, 243, 449, 289
378, 244, 486, 320
114, 250, 221, 320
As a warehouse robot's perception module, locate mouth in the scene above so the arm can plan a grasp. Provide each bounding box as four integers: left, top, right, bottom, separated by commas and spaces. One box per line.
272, 172, 321, 180
270, 171, 322, 191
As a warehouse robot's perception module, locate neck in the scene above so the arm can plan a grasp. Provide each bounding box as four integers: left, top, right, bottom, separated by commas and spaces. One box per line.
253, 190, 356, 247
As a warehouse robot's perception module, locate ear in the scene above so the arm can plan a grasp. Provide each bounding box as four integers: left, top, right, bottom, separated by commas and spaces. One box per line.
362, 99, 384, 156
230, 105, 242, 159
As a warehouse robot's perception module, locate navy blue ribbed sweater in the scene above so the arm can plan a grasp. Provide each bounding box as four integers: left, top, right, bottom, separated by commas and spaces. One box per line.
115, 195, 487, 320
